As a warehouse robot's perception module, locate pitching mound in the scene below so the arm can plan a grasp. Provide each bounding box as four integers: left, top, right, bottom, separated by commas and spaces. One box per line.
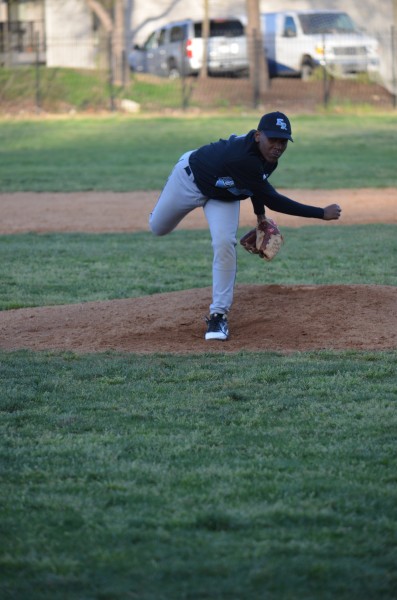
1, 284, 396, 354
1, 189, 396, 354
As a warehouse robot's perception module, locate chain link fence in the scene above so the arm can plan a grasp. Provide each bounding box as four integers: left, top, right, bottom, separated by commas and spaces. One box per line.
0, 24, 396, 114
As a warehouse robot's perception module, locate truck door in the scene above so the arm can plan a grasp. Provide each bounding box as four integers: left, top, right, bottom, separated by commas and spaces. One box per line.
275, 15, 301, 75
262, 13, 277, 76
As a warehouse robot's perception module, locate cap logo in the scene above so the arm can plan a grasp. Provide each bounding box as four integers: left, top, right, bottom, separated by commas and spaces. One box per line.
276, 118, 288, 131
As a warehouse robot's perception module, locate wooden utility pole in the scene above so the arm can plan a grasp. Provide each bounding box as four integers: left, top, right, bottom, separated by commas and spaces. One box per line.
200, 0, 209, 79
245, 0, 269, 106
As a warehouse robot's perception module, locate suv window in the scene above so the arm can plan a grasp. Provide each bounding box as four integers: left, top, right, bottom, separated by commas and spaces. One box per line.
170, 25, 187, 42
194, 19, 244, 38
158, 28, 167, 46
144, 31, 158, 49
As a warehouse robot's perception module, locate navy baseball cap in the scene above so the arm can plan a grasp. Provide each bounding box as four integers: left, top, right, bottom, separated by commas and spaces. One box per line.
257, 111, 293, 142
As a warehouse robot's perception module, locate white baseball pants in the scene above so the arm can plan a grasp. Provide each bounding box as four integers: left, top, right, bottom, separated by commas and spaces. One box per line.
149, 151, 240, 315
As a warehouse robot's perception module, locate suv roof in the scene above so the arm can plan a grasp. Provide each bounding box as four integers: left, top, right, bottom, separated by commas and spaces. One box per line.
158, 17, 244, 33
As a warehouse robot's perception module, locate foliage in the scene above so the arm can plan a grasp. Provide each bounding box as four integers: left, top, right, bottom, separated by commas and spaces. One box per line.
0, 67, 117, 111
0, 68, 189, 113
0, 65, 394, 116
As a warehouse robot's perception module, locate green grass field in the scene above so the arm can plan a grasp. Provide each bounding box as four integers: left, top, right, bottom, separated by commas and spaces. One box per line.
1, 114, 396, 599
1, 113, 396, 191
2, 349, 397, 599
0, 67, 189, 113
1, 225, 396, 310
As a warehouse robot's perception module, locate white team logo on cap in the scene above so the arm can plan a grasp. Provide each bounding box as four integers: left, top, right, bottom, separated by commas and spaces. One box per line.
276, 118, 287, 131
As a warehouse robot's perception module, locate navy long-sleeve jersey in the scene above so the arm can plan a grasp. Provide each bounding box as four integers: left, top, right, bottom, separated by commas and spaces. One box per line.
188, 130, 324, 219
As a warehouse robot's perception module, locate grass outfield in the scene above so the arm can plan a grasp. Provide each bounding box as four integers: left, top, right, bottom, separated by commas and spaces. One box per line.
0, 225, 396, 310
1, 114, 396, 598
1, 349, 397, 599
1, 225, 396, 599
0, 113, 397, 191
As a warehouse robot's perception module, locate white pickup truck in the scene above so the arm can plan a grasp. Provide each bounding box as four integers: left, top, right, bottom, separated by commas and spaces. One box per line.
261, 10, 380, 79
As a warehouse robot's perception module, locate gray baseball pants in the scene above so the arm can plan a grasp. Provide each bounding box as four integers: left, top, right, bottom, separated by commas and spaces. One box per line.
149, 151, 240, 315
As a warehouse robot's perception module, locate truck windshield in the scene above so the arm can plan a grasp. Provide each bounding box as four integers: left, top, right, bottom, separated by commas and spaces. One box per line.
298, 12, 357, 35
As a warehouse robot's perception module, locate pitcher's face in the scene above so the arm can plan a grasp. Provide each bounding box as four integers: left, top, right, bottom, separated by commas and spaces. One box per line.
255, 130, 288, 163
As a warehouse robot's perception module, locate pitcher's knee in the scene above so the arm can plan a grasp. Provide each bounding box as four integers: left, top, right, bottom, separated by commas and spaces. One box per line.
150, 224, 166, 236
149, 217, 168, 236
212, 236, 237, 253
212, 237, 237, 265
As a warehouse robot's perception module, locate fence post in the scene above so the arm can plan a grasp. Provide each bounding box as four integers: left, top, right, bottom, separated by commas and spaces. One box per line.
180, 40, 189, 111
252, 32, 260, 109
35, 32, 41, 113
322, 34, 331, 108
108, 32, 115, 112
392, 25, 396, 109
3, 17, 10, 67
323, 65, 332, 108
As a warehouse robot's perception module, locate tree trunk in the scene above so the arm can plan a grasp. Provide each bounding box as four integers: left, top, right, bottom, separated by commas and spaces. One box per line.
124, 0, 134, 84
200, 0, 209, 79
245, 0, 269, 106
85, 0, 124, 85
85, 0, 112, 32
113, 0, 124, 85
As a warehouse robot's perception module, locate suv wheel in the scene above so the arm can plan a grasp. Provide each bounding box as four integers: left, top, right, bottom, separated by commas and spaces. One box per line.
168, 61, 180, 79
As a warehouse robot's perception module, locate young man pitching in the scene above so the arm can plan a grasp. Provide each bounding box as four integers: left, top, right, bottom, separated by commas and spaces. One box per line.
149, 111, 341, 341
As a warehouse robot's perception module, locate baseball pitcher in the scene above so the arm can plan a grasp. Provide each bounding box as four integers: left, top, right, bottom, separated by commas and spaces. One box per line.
149, 111, 341, 341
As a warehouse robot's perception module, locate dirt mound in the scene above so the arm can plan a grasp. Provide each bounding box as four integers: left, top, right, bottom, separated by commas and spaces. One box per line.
1, 285, 396, 354
1, 189, 396, 354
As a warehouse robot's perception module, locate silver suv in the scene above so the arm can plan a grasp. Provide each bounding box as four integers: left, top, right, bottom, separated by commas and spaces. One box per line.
128, 18, 248, 78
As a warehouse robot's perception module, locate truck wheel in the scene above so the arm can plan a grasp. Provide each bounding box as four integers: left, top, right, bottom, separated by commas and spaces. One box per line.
301, 62, 313, 81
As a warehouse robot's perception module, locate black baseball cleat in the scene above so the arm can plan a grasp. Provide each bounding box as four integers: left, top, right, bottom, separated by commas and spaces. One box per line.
205, 313, 229, 341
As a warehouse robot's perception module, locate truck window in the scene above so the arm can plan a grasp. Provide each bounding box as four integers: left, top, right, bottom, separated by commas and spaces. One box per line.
298, 12, 356, 35
283, 16, 297, 38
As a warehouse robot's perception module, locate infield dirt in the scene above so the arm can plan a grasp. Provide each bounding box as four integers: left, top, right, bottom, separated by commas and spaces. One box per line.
1, 189, 396, 353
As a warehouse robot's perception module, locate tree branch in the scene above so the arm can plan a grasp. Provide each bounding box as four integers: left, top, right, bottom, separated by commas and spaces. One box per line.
131, 0, 183, 39
85, 0, 113, 33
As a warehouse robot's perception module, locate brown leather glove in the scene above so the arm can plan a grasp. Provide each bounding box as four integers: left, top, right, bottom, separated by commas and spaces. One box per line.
240, 218, 284, 261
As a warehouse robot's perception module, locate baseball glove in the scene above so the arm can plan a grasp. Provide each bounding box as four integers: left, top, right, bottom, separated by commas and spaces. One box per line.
240, 218, 284, 261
